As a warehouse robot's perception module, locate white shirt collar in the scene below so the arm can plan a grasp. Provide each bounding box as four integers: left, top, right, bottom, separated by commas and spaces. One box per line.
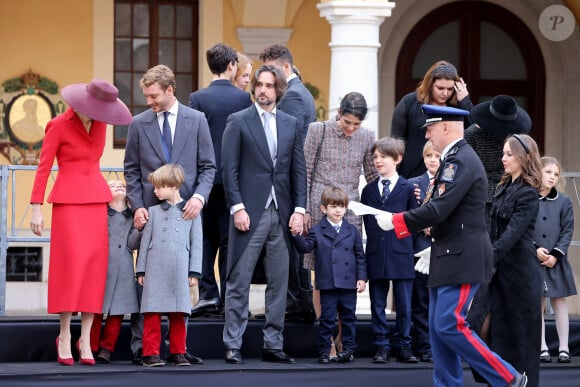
158, 100, 179, 119
328, 219, 342, 228
255, 103, 276, 117
287, 73, 297, 82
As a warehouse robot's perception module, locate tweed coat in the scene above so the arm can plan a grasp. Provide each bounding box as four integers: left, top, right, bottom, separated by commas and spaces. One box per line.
391, 92, 473, 179
103, 207, 139, 315
361, 176, 418, 280
533, 188, 576, 297
292, 217, 367, 290
221, 104, 306, 278
303, 120, 376, 269
136, 201, 202, 314
487, 177, 542, 387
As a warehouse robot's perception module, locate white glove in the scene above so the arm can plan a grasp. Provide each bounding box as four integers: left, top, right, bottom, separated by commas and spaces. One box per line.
375, 212, 394, 231
414, 247, 431, 275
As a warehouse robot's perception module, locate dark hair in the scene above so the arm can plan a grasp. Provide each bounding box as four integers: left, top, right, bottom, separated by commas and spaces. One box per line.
498, 134, 542, 189
372, 137, 405, 159
259, 43, 294, 68
339, 92, 368, 121
206, 43, 238, 75
320, 186, 348, 207
416, 60, 460, 105
251, 65, 288, 103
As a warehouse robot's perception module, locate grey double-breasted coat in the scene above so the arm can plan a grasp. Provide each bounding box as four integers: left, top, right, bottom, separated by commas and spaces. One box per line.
136, 201, 202, 314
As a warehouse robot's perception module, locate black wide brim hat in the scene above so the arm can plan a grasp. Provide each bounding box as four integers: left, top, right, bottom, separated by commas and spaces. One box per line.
470, 95, 531, 139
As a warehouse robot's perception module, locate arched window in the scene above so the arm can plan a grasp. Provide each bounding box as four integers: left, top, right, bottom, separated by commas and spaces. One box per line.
395, 1, 545, 149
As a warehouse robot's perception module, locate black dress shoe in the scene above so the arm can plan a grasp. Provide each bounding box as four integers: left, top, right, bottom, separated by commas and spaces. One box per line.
397, 347, 418, 363
373, 349, 389, 363
191, 298, 221, 316
318, 352, 330, 364
262, 349, 296, 364
184, 351, 204, 364
420, 351, 434, 363
225, 349, 244, 364
132, 348, 143, 365
336, 349, 354, 363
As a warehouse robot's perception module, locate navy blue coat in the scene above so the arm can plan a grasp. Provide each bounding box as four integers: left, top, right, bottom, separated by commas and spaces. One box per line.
361, 176, 418, 280
189, 79, 252, 184
292, 217, 367, 290
278, 77, 316, 141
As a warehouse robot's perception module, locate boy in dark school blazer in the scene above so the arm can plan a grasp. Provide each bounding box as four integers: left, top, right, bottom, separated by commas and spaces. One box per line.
293, 186, 367, 364
361, 137, 419, 364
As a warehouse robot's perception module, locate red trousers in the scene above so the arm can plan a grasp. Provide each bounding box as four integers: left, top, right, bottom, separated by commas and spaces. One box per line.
90, 314, 123, 352
143, 313, 186, 356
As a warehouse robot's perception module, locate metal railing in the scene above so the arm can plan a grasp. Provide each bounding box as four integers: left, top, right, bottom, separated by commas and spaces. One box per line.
0, 165, 124, 315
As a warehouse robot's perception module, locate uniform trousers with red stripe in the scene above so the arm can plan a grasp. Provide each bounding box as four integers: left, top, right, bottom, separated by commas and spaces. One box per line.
90, 314, 124, 352
143, 313, 186, 356
429, 284, 517, 387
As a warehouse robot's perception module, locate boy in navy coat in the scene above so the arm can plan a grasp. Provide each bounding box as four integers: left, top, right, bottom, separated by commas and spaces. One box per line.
361, 137, 419, 364
408, 141, 440, 363
293, 187, 367, 364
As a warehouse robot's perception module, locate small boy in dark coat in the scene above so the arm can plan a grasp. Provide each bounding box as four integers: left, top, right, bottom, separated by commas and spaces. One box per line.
293, 186, 367, 364
361, 137, 419, 364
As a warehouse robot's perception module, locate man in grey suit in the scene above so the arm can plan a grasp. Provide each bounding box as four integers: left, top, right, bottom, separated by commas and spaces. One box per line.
189, 43, 252, 317
260, 43, 317, 321
221, 65, 307, 365
124, 64, 216, 365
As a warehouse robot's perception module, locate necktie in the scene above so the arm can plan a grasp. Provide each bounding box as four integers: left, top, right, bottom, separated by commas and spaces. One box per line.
334, 224, 340, 234
382, 179, 391, 202
162, 111, 172, 161
263, 112, 277, 162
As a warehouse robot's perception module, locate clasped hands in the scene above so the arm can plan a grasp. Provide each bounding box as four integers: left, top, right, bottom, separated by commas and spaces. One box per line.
537, 247, 556, 268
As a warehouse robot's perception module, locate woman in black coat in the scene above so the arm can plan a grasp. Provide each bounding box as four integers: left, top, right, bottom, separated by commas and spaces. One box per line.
485, 134, 543, 387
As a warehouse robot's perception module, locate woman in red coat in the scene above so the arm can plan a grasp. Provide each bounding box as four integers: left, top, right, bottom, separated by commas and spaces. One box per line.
30, 79, 132, 366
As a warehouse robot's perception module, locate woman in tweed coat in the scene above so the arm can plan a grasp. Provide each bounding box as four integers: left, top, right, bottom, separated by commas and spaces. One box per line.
303, 92, 377, 353
136, 164, 202, 367
535, 157, 576, 364
90, 180, 139, 362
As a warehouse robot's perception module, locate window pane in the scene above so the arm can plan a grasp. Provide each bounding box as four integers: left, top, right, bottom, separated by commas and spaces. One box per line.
176, 5, 192, 38
176, 40, 192, 72
115, 38, 131, 71
159, 39, 175, 69
133, 73, 144, 106
159, 5, 175, 38
412, 21, 459, 79
133, 3, 149, 37
176, 74, 192, 103
115, 3, 131, 35
133, 38, 150, 72
116, 72, 132, 105
480, 22, 526, 80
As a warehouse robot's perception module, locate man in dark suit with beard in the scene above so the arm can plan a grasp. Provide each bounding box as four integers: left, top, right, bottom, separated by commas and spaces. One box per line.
221, 65, 306, 365
260, 43, 317, 320
189, 43, 252, 317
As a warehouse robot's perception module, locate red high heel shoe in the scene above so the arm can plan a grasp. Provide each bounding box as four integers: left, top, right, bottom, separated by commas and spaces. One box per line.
76, 339, 96, 366
56, 337, 74, 366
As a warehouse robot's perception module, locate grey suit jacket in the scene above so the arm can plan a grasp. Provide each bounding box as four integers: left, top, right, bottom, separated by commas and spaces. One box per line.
222, 104, 307, 277
124, 102, 216, 210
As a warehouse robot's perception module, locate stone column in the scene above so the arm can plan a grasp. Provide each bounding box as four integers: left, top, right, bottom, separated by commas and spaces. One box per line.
318, 1, 395, 137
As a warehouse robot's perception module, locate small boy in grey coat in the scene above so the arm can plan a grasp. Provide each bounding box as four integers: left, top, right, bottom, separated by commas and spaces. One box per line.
136, 164, 202, 367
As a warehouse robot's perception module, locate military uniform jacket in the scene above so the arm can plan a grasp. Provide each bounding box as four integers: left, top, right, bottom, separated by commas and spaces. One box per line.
395, 139, 493, 287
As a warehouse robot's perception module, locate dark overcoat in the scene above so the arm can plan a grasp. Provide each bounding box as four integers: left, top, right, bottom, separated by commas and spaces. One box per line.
361, 176, 418, 280
292, 217, 367, 289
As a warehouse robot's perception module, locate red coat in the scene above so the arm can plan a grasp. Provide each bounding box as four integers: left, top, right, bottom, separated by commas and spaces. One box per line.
31, 107, 111, 313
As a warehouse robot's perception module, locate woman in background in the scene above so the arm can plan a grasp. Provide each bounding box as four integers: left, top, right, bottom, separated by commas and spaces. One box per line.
233, 53, 253, 90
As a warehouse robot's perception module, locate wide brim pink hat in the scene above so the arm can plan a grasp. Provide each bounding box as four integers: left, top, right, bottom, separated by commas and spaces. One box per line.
61, 78, 133, 125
